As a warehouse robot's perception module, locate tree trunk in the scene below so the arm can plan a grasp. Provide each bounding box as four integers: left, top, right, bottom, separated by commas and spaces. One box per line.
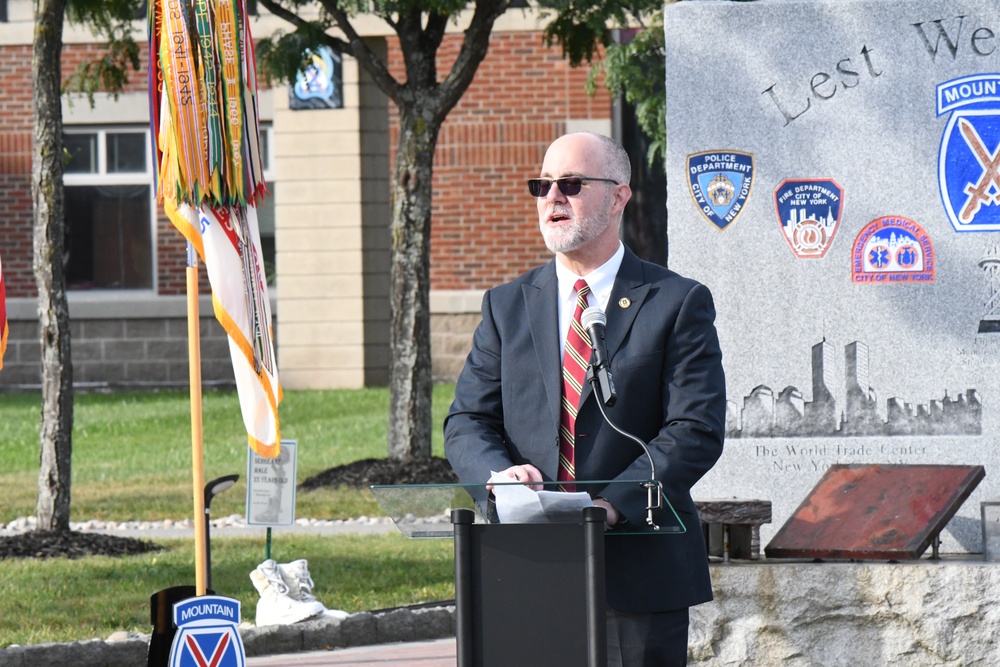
32, 0, 73, 532
387, 110, 439, 463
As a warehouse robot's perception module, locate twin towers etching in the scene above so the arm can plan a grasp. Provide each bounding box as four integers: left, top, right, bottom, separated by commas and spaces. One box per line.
726, 248, 1000, 440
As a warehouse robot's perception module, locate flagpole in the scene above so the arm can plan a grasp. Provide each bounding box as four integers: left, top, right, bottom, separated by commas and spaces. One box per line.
186, 242, 208, 595
151, 0, 280, 600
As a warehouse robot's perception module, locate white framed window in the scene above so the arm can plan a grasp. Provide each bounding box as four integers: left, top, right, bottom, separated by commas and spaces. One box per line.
63, 127, 155, 291
62, 124, 276, 290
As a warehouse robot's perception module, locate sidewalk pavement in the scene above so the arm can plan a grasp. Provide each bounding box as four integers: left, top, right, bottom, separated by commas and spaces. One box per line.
0, 606, 457, 667
246, 638, 456, 666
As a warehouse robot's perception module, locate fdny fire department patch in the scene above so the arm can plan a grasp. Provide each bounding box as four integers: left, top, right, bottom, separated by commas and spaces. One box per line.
168, 596, 246, 667
774, 179, 844, 258
937, 74, 1000, 232
687, 150, 755, 230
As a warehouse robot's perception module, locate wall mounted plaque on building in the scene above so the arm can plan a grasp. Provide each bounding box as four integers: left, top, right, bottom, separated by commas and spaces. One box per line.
289, 46, 343, 110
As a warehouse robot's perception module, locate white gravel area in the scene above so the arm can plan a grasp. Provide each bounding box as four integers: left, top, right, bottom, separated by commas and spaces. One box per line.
0, 511, 459, 537
0, 514, 398, 536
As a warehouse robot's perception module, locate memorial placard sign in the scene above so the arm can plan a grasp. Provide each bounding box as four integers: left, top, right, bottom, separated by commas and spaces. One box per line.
246, 439, 297, 526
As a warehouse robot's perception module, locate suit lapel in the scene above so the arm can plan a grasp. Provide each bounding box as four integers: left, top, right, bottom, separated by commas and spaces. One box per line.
604, 249, 649, 359
579, 249, 649, 406
523, 263, 562, 428
525, 251, 649, 419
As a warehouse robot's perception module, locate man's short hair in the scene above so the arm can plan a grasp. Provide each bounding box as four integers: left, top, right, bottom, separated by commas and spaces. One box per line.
585, 132, 631, 186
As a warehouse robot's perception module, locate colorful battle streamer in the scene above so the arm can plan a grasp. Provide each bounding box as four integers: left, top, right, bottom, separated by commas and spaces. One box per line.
149, 0, 280, 458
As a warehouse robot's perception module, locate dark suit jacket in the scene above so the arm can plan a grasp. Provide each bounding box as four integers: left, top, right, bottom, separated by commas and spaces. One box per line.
444, 247, 726, 612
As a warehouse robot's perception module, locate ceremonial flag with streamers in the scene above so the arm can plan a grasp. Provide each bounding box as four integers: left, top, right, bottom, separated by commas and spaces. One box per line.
149, 0, 280, 457
0, 253, 7, 371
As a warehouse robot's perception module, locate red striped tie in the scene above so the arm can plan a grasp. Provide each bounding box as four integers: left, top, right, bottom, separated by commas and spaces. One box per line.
559, 279, 592, 492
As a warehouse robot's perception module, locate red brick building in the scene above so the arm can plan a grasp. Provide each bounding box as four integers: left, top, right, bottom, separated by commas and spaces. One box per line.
0, 6, 624, 389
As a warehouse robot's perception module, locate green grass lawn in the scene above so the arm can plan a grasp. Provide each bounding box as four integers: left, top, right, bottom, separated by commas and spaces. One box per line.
0, 385, 455, 522
0, 534, 455, 647
0, 385, 458, 648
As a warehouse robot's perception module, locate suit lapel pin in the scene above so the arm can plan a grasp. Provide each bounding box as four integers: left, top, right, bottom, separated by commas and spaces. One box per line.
618, 297, 631, 309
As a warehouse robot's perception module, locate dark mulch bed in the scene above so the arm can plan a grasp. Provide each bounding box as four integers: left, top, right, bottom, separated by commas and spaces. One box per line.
1, 457, 457, 560
0, 530, 163, 561
298, 456, 458, 491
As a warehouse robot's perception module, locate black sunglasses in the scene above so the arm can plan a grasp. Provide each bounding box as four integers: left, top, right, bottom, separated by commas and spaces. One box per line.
526, 176, 619, 197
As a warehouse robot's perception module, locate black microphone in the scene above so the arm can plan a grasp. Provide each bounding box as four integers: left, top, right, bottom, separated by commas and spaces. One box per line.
581, 307, 616, 407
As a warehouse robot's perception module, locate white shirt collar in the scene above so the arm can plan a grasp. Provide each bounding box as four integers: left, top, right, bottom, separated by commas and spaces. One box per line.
556, 242, 625, 353
555, 241, 625, 312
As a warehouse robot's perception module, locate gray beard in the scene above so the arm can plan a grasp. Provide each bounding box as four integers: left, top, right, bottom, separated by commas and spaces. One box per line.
540, 204, 611, 254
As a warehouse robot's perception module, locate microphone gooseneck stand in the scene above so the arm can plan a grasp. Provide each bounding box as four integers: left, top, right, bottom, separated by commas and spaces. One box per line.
585, 363, 663, 530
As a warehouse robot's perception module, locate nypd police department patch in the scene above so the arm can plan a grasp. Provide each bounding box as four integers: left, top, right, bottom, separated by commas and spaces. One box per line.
687, 150, 755, 230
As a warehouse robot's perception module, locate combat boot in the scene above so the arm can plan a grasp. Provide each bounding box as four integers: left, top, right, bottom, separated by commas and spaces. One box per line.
249, 559, 325, 626
279, 559, 350, 620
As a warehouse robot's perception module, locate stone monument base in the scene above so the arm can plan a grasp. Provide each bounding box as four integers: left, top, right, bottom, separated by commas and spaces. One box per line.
690, 558, 997, 665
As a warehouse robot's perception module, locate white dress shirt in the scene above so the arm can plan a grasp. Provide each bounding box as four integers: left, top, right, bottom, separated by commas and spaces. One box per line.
555, 242, 625, 357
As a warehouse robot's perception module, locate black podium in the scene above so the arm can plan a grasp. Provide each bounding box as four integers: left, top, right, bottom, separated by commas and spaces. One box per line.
370, 481, 684, 667
453, 506, 607, 667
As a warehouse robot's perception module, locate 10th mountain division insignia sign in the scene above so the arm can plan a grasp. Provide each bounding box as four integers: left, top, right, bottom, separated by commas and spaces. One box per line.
168, 596, 246, 667
687, 150, 755, 230
937, 74, 1000, 232
774, 178, 844, 258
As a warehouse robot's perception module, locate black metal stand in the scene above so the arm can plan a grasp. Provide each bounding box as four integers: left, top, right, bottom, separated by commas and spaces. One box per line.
146, 585, 214, 667
452, 506, 607, 667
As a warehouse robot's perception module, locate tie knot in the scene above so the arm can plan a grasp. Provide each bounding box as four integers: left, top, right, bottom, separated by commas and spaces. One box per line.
574, 278, 590, 297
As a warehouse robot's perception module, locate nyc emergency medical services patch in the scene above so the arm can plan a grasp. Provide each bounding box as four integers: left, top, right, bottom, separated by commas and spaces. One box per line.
168, 596, 246, 667
851, 216, 935, 284
937, 74, 1000, 232
687, 150, 755, 230
774, 179, 843, 258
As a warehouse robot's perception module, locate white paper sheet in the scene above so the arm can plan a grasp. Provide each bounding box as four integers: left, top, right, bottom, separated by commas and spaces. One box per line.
489, 471, 593, 523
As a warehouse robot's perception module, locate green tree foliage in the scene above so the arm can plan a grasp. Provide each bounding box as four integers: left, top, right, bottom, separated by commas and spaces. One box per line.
63, 0, 143, 103
542, 0, 755, 168
540, 0, 668, 168
589, 17, 666, 167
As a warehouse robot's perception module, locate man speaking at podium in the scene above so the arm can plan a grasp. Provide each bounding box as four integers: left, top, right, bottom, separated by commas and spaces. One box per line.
444, 132, 726, 666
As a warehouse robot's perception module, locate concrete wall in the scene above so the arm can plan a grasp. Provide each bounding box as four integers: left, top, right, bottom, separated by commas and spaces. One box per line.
0, 296, 240, 390
430, 291, 484, 382
274, 52, 374, 390
0, 560, 993, 666
666, 0, 1000, 555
